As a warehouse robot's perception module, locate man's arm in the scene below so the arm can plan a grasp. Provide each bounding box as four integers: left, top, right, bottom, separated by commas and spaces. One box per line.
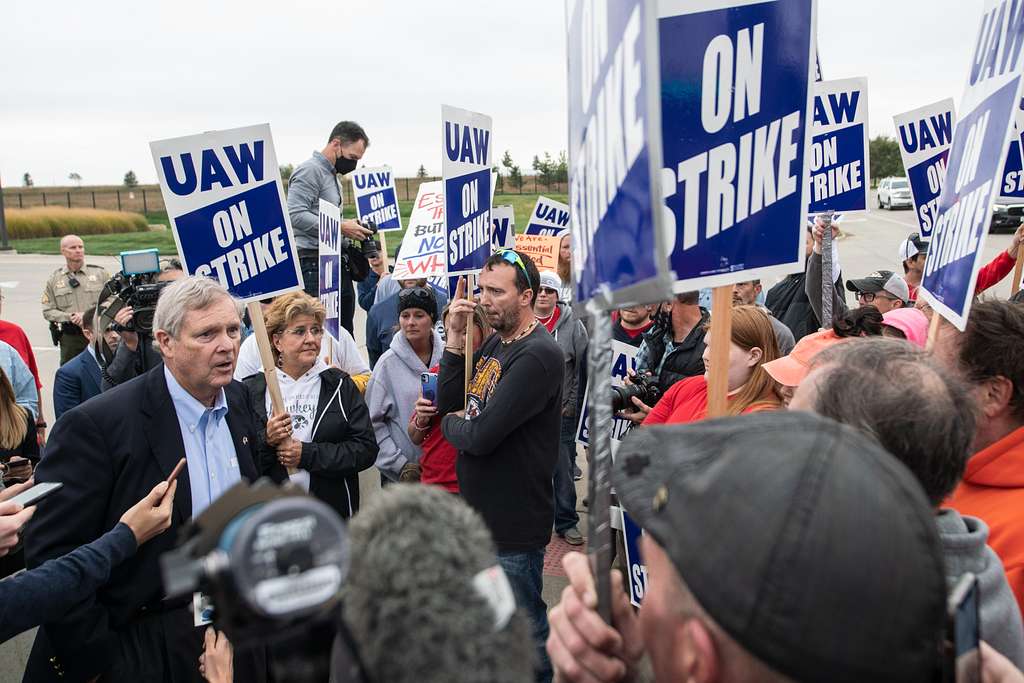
24, 407, 119, 679
357, 271, 380, 312
52, 365, 81, 420
804, 251, 848, 326
442, 349, 562, 454
285, 164, 320, 238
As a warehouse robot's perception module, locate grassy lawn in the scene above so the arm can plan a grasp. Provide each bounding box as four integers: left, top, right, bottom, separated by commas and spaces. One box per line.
11, 193, 568, 259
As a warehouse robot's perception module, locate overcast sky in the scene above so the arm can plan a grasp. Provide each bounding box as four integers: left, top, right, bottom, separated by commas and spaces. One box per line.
2, 1, 983, 187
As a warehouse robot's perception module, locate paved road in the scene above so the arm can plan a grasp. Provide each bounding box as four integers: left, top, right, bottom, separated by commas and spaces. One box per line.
0, 201, 1017, 675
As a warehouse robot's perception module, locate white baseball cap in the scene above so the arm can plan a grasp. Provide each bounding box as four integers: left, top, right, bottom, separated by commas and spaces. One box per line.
898, 233, 929, 262
538, 271, 563, 292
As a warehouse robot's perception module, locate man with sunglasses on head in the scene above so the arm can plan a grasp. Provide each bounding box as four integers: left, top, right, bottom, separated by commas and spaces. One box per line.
439, 249, 564, 683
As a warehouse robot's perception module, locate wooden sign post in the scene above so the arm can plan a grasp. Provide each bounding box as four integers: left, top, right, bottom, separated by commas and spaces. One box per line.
247, 300, 297, 475
705, 286, 734, 419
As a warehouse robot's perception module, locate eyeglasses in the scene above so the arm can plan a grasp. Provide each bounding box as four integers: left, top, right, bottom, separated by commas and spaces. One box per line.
282, 325, 324, 339
496, 249, 533, 291
855, 291, 897, 303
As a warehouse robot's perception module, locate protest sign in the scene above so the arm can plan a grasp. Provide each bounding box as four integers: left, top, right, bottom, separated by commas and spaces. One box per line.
659, 0, 816, 292
442, 105, 492, 276
921, 3, 1024, 331
392, 181, 447, 282
515, 233, 561, 271
622, 513, 647, 606
575, 341, 638, 451
894, 99, 956, 238
566, 0, 672, 307
524, 196, 571, 236
318, 199, 341, 345
351, 166, 402, 232
807, 77, 870, 215
150, 123, 303, 302
491, 205, 516, 251
999, 138, 1024, 202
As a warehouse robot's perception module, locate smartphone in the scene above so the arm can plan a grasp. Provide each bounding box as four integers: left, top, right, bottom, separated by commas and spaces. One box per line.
7, 482, 63, 508
944, 572, 981, 683
421, 372, 438, 406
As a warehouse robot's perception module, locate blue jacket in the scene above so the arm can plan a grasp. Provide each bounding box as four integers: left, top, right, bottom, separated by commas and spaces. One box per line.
53, 347, 103, 420
366, 286, 449, 368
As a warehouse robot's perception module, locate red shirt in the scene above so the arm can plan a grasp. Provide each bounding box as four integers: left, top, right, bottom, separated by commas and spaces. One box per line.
622, 320, 653, 339
537, 306, 561, 334
643, 376, 779, 425
0, 321, 41, 389
418, 364, 459, 493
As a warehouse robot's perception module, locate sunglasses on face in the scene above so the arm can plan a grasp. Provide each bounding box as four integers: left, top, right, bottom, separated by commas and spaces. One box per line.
539, 287, 558, 295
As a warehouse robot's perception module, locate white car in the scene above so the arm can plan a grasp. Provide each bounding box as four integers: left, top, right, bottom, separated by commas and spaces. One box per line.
877, 177, 913, 210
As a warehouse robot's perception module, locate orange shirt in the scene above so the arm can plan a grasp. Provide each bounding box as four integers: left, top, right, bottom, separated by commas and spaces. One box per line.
643, 375, 780, 425
949, 426, 1024, 614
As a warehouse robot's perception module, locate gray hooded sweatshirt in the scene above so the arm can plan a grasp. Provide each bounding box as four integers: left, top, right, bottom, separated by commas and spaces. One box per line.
547, 301, 589, 415
367, 328, 444, 481
936, 508, 1024, 667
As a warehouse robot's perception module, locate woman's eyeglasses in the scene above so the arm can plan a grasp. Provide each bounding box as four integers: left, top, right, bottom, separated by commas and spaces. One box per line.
282, 326, 324, 339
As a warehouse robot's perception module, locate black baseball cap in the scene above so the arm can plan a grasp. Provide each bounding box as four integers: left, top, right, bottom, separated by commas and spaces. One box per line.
613, 412, 945, 682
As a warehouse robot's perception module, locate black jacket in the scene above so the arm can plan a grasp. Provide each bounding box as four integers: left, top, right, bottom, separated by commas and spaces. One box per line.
244, 368, 377, 520
23, 365, 286, 682
765, 267, 845, 342
640, 308, 709, 392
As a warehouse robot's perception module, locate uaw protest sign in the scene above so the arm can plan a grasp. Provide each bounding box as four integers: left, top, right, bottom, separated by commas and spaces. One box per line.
922, 1, 1024, 330
566, 0, 673, 307
894, 99, 956, 238
351, 166, 402, 232
442, 105, 492, 277
660, 0, 816, 291
151, 123, 302, 301
806, 77, 870, 215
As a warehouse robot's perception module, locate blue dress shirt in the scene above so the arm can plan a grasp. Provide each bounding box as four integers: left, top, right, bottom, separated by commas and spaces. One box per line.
163, 367, 241, 517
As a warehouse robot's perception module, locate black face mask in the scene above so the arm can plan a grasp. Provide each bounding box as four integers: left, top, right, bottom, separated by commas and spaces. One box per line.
334, 155, 357, 175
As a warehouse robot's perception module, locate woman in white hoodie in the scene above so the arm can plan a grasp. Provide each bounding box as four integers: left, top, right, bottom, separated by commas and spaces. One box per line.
367, 286, 444, 483
244, 293, 378, 519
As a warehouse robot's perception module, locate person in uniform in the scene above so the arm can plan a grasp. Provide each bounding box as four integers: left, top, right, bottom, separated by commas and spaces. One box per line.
41, 235, 110, 365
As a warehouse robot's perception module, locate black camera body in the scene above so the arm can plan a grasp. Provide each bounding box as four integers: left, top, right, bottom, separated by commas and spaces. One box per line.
358, 219, 381, 259
611, 373, 662, 413
105, 273, 169, 336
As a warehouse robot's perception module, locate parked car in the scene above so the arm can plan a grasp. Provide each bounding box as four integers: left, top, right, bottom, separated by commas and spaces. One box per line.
991, 200, 1024, 233
877, 177, 913, 210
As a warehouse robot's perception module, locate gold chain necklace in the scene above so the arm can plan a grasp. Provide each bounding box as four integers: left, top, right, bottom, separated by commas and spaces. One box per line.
501, 320, 538, 345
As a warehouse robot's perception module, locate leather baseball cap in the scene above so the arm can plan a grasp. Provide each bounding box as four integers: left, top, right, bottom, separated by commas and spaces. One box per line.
613, 412, 945, 683
846, 269, 911, 302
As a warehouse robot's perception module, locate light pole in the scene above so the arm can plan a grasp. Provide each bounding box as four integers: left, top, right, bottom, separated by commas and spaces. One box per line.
0, 173, 11, 252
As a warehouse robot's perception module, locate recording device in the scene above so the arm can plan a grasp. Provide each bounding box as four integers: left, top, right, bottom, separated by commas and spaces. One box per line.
611, 372, 662, 413
358, 219, 380, 259
67, 276, 80, 289
161, 479, 355, 682
6, 482, 63, 507
99, 249, 167, 336
420, 372, 438, 406
943, 573, 981, 683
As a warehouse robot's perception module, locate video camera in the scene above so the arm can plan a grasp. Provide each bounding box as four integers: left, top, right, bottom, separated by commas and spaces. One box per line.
101, 249, 171, 336
357, 219, 381, 259
611, 372, 662, 413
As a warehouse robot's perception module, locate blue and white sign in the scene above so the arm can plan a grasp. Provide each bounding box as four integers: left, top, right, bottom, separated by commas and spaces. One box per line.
566, 0, 672, 307
894, 99, 956, 238
660, 0, 816, 291
576, 341, 639, 450
491, 205, 516, 251
150, 124, 303, 302
318, 199, 341, 344
351, 166, 402, 232
999, 138, 1024, 202
524, 196, 571, 236
622, 511, 647, 606
442, 104, 492, 276
921, 2, 1024, 331
807, 77, 870, 215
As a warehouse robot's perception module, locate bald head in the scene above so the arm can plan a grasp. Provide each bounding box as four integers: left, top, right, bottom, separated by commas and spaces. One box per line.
60, 234, 85, 270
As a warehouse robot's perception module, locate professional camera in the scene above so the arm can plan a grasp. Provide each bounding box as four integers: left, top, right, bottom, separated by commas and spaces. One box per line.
358, 219, 380, 259
611, 372, 662, 413
101, 249, 170, 336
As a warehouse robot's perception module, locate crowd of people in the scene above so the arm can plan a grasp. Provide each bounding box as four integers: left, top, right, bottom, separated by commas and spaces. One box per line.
3, 120, 1024, 681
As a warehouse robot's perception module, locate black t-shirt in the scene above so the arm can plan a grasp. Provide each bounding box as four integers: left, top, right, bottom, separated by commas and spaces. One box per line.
439, 324, 564, 552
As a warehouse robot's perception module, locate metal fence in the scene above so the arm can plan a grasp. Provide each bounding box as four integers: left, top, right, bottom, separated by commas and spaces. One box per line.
3, 176, 569, 215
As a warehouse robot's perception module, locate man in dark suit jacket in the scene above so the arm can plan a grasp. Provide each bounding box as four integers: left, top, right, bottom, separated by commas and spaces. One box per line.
24, 277, 286, 683
52, 310, 105, 419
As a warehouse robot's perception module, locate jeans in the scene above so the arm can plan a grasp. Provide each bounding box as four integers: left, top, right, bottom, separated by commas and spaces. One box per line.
300, 254, 355, 335
553, 412, 580, 534
497, 548, 553, 683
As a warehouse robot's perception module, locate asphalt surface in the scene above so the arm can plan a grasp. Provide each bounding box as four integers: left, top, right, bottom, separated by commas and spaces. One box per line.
0, 197, 1018, 676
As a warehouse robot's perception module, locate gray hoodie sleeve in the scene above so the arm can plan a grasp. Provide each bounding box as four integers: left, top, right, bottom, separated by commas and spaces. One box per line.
805, 251, 848, 327
567, 319, 588, 413
366, 361, 408, 480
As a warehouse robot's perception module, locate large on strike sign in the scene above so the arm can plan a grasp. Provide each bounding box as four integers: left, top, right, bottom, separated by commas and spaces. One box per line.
921, 2, 1024, 330
566, 0, 672, 307
660, 0, 816, 291
151, 123, 302, 302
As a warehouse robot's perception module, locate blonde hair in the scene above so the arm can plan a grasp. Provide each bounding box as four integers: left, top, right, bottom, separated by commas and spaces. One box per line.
0, 367, 28, 451
715, 305, 782, 416
263, 292, 326, 364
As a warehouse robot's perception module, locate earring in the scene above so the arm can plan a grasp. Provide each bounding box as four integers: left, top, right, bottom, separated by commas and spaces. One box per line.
276, 355, 283, 368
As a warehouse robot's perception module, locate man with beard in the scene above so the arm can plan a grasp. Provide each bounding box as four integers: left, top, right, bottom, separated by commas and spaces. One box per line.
613, 304, 654, 347
439, 249, 564, 683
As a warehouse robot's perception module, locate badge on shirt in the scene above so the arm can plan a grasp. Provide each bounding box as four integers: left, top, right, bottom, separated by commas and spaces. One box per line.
193, 592, 214, 627
87, 274, 97, 282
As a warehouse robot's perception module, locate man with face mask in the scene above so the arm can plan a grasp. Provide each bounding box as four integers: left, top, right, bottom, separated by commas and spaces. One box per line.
286, 121, 374, 334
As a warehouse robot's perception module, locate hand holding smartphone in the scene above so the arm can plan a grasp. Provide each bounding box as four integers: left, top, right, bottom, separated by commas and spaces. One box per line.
421, 372, 438, 406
